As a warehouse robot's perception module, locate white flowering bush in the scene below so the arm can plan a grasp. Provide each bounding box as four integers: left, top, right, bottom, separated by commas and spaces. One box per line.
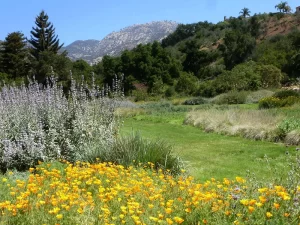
0, 73, 122, 171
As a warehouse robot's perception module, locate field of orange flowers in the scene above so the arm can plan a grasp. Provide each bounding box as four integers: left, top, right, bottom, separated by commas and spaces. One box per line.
0, 160, 299, 225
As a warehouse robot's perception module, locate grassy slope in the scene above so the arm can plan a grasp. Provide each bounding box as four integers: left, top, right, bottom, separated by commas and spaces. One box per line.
121, 112, 296, 182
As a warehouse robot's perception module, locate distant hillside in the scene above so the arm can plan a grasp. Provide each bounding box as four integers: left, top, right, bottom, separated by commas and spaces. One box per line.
61, 39, 99, 62
93, 12, 300, 98
162, 14, 300, 54
62, 21, 178, 64
258, 13, 300, 40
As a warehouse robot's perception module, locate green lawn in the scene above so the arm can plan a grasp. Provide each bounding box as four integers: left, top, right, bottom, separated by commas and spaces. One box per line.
121, 113, 296, 182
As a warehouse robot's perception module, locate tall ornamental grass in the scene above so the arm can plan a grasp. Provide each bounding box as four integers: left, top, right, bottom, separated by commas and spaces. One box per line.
185, 107, 300, 144
184, 109, 283, 141
0, 74, 122, 171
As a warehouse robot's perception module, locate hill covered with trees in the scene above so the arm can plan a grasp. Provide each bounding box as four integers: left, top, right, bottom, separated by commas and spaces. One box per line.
93, 2, 300, 99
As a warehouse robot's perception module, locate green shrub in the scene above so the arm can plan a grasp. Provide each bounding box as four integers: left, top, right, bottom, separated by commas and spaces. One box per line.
183, 97, 207, 105
198, 61, 262, 98
256, 64, 283, 88
213, 91, 248, 105
273, 89, 300, 99
280, 96, 300, 106
225, 61, 261, 91
175, 72, 198, 95
277, 117, 300, 134
259, 97, 282, 109
132, 89, 148, 102
197, 80, 218, 97
276, 117, 300, 142
94, 133, 183, 175
165, 86, 176, 98
259, 96, 300, 109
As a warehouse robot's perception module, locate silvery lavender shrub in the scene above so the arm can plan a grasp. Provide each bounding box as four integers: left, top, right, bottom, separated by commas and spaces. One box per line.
0, 72, 122, 171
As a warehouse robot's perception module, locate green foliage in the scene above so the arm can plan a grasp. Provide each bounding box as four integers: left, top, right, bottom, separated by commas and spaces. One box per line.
213, 91, 248, 105
181, 40, 220, 79
165, 86, 176, 98
275, 1, 291, 13
175, 72, 198, 95
198, 61, 262, 97
97, 133, 183, 175
273, 89, 300, 99
99, 42, 182, 94
219, 30, 256, 69
0, 72, 24, 88
197, 80, 218, 97
248, 14, 262, 38
239, 7, 251, 18
280, 96, 300, 105
259, 97, 282, 109
259, 96, 300, 109
0, 32, 30, 79
72, 59, 92, 77
132, 89, 149, 102
161, 21, 214, 47
256, 64, 283, 88
254, 41, 289, 70
278, 117, 300, 134
149, 76, 165, 96
30, 51, 72, 86
29, 10, 63, 59
253, 32, 297, 77
102, 55, 121, 84
0, 72, 11, 85
226, 61, 261, 90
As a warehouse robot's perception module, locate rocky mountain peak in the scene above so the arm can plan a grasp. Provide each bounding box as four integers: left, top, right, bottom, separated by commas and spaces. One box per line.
62, 21, 178, 64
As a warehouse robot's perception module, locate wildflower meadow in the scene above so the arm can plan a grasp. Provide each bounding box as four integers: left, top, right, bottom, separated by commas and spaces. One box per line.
0, 159, 300, 225
0, 77, 299, 224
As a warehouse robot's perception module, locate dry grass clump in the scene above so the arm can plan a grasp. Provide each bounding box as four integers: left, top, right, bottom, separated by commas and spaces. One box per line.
245, 90, 275, 103
115, 108, 146, 117
185, 109, 283, 141
285, 129, 300, 145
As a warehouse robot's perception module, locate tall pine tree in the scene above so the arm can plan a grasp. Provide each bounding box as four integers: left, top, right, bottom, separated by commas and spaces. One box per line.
0, 32, 29, 79
29, 10, 63, 59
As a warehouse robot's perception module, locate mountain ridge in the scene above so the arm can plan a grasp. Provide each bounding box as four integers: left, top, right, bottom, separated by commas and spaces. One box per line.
62, 21, 178, 64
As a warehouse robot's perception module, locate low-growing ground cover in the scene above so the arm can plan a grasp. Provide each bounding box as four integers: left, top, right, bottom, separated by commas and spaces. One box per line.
0, 160, 299, 225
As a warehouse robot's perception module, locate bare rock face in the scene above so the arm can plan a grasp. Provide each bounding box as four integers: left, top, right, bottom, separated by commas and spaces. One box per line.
62, 21, 178, 64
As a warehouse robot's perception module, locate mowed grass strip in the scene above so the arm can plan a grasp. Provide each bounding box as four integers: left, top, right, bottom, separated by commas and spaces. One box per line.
122, 116, 296, 182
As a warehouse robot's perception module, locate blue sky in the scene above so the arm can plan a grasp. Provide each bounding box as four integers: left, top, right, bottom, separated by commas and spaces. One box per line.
1, 0, 299, 45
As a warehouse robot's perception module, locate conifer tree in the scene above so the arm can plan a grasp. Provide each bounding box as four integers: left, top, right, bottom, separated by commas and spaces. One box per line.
29, 10, 63, 59
0, 32, 29, 78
